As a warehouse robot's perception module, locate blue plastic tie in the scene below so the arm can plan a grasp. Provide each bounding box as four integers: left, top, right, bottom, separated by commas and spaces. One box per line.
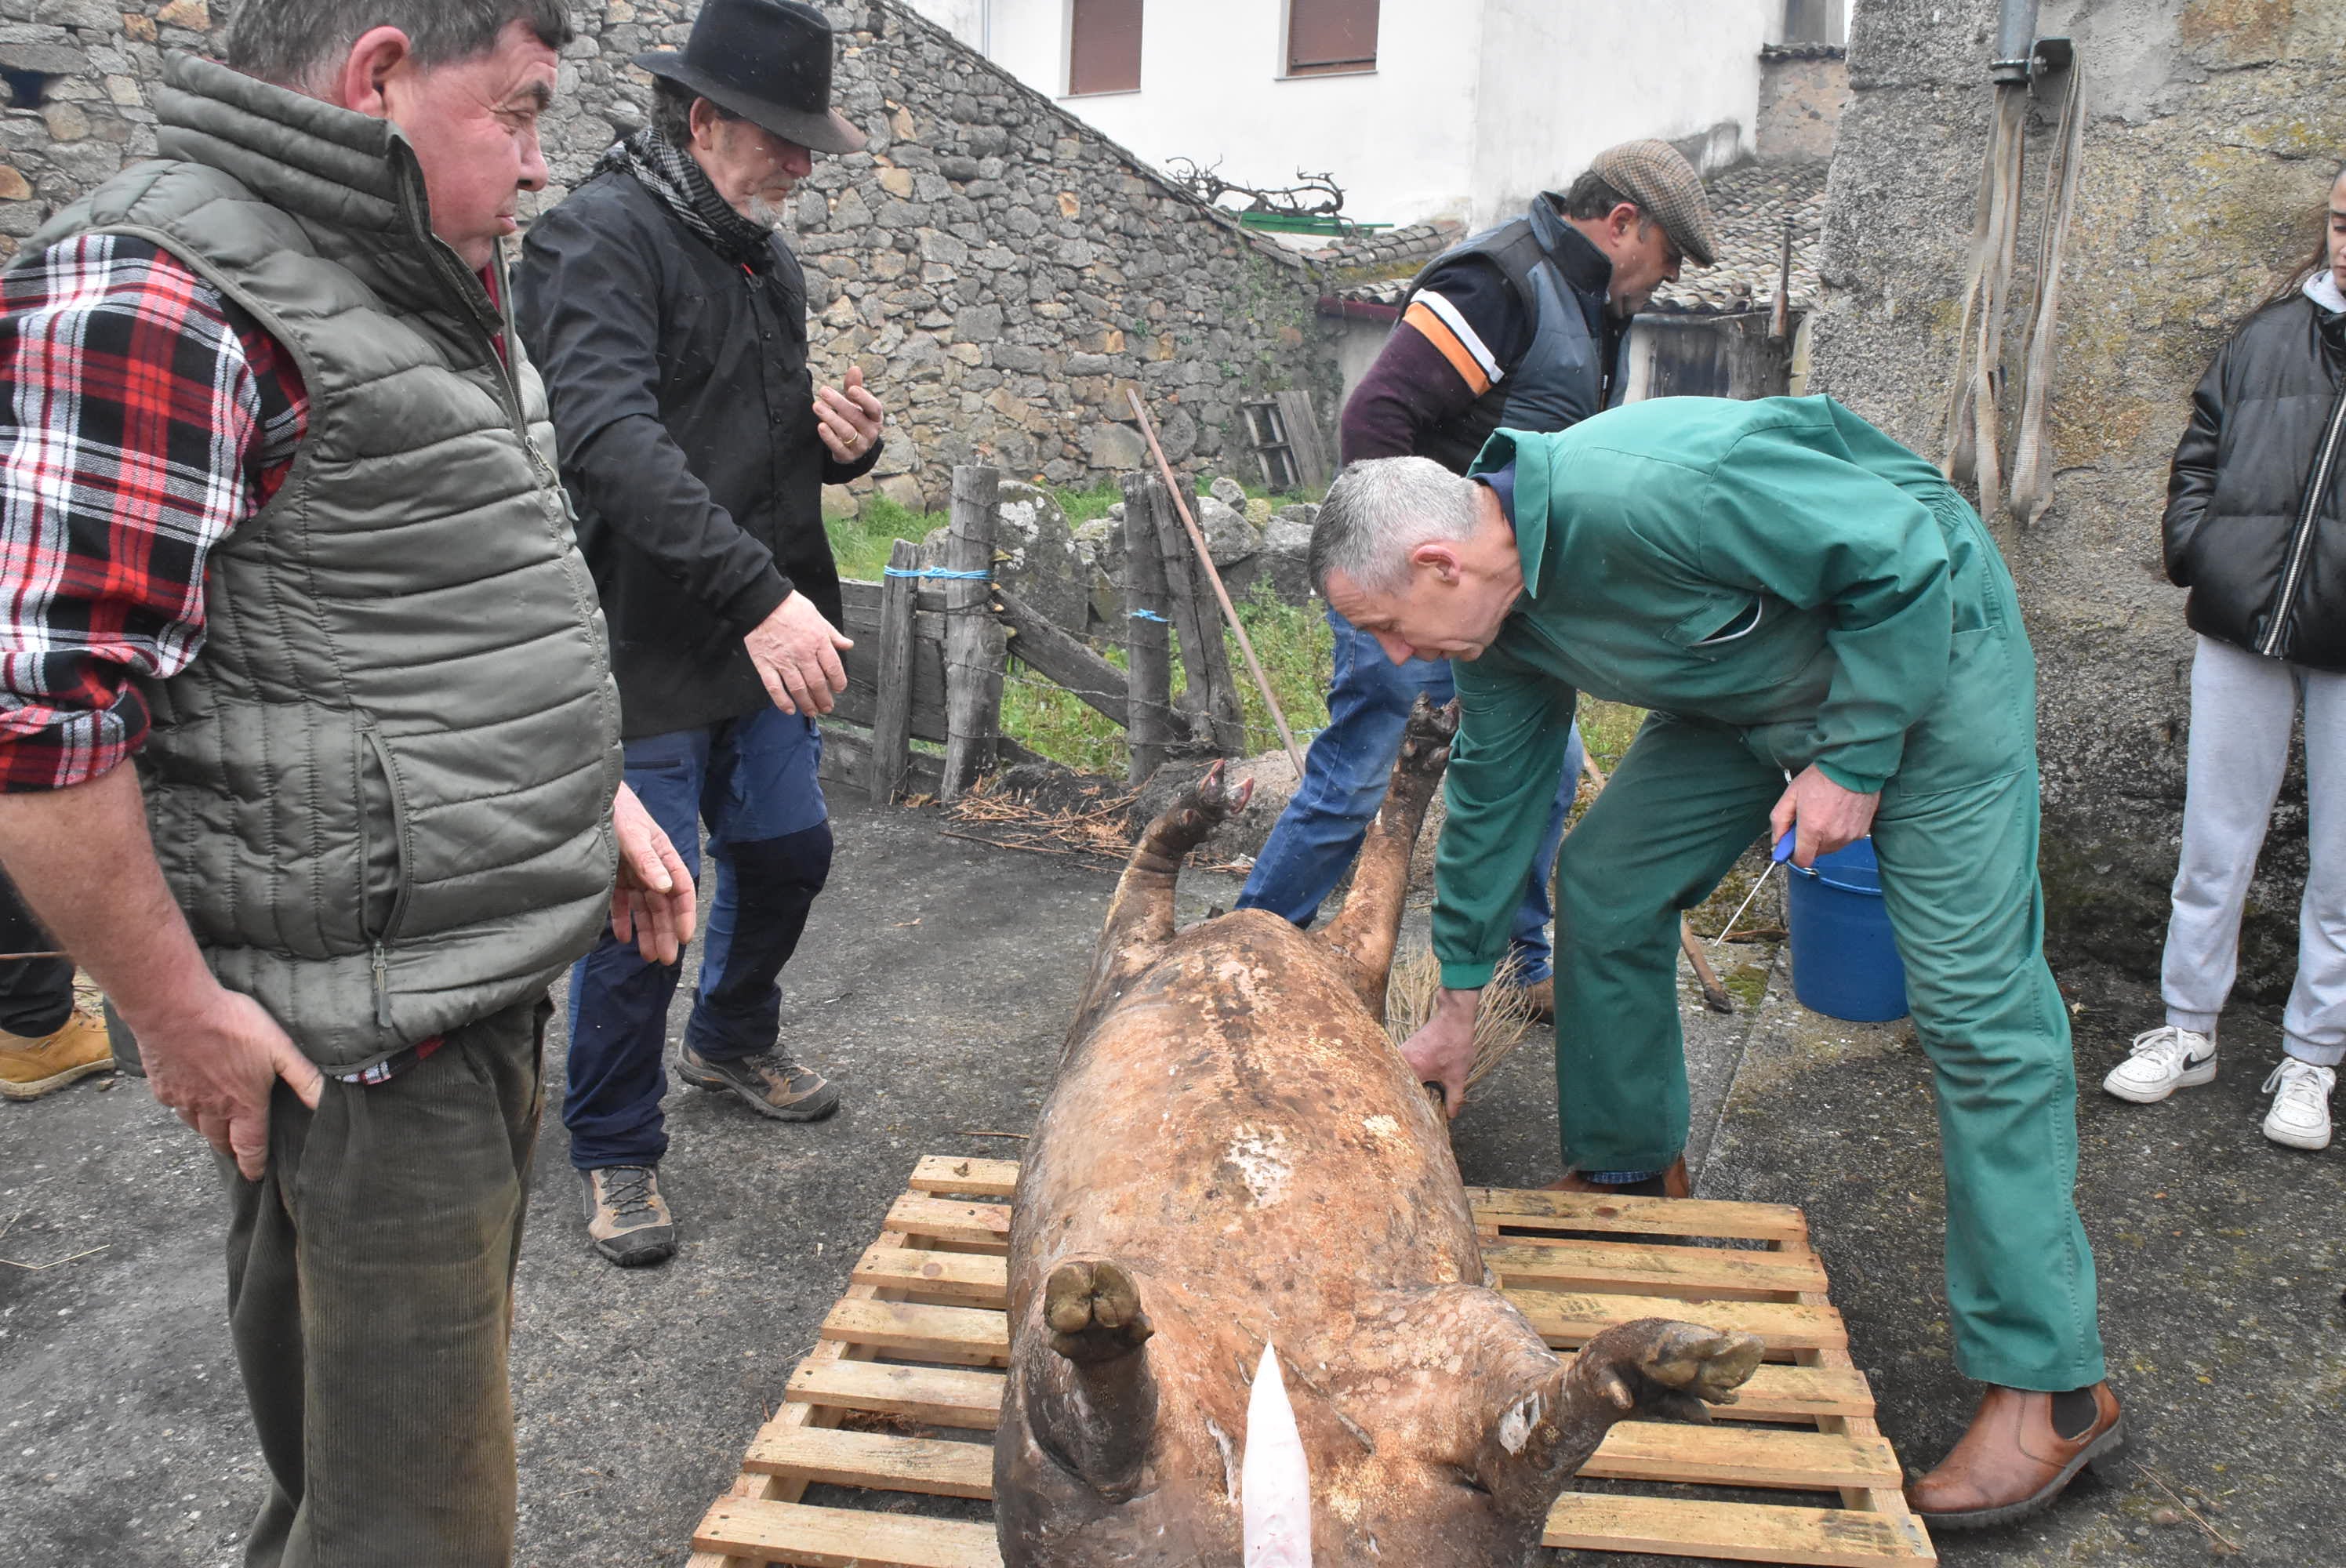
1128, 608, 1170, 623
883, 566, 992, 581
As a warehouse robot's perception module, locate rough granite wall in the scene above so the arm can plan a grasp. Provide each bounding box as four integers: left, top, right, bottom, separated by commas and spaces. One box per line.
0, 0, 1336, 513
1810, 0, 2346, 989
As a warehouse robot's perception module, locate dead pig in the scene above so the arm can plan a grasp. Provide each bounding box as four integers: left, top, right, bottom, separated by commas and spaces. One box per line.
995, 701, 1763, 1566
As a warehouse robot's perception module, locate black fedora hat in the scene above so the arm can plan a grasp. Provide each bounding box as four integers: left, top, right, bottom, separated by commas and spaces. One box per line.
635, 0, 867, 154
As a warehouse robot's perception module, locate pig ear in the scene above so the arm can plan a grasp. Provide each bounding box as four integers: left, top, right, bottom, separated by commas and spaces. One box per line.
1241, 1345, 1313, 1567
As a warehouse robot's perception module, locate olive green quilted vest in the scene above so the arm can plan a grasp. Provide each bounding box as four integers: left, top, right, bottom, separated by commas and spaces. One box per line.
19, 55, 622, 1070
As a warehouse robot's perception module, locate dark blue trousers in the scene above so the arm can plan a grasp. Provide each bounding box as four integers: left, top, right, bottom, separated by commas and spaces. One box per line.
565, 706, 830, 1170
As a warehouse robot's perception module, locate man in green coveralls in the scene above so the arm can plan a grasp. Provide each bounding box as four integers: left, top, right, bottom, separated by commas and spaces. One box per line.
1310, 395, 2120, 1528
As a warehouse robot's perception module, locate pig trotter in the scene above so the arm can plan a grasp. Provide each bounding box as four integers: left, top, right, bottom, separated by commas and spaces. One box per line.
1574, 1318, 1766, 1426
1319, 698, 1462, 1014
1077, 761, 1258, 1019
1025, 1258, 1161, 1497
1045, 1257, 1156, 1364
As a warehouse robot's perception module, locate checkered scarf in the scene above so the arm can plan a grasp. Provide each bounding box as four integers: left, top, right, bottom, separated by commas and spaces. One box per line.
596, 126, 776, 268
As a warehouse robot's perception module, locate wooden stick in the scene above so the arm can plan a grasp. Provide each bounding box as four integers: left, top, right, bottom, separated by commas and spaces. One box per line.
1125, 387, 1306, 776
1149, 479, 1244, 753
867, 539, 921, 805
1121, 472, 1178, 783
939, 465, 1002, 800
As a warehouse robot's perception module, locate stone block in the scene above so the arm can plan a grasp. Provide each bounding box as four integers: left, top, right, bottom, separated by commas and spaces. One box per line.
993, 479, 1090, 634
1192, 495, 1260, 566
121, 15, 157, 43
0, 163, 27, 201
155, 0, 209, 26
821, 485, 862, 522
877, 166, 915, 198
0, 40, 86, 74
1086, 420, 1148, 471
1208, 477, 1247, 509
39, 100, 87, 142
878, 472, 928, 513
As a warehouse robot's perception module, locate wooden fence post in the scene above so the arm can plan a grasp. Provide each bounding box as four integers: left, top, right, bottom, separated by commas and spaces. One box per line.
941, 464, 1002, 800
1150, 478, 1245, 755
869, 538, 920, 804
1121, 473, 1177, 785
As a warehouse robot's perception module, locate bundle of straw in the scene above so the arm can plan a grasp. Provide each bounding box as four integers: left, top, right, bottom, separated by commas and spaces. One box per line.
1383, 948, 1537, 1090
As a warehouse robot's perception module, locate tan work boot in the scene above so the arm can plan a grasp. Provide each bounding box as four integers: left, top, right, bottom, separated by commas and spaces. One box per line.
0, 1007, 114, 1101
676, 1043, 840, 1121
579, 1164, 677, 1268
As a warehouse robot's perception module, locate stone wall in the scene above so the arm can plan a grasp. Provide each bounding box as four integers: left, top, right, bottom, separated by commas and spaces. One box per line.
1756, 44, 1849, 163
1809, 0, 2346, 989
0, 1, 1338, 514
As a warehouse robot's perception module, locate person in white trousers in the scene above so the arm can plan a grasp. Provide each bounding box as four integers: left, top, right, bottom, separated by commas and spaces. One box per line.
2107, 165, 2346, 1152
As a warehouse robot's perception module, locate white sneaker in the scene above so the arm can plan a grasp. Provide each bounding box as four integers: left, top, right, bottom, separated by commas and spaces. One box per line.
2102, 1025, 2217, 1103
2261, 1058, 2336, 1151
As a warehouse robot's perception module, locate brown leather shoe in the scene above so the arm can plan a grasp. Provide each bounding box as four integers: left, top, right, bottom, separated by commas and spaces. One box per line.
1511, 976, 1556, 1024
1905, 1381, 2123, 1528
1544, 1156, 1690, 1198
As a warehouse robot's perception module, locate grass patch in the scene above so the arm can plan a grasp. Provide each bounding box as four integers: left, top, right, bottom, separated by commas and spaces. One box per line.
825, 492, 945, 579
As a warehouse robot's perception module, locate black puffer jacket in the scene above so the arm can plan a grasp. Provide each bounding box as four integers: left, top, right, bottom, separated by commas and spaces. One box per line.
515, 169, 878, 739
2164, 288, 2346, 668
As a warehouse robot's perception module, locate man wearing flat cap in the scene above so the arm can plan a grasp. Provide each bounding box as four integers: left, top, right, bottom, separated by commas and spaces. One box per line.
517, 0, 884, 1269
1239, 140, 1717, 1088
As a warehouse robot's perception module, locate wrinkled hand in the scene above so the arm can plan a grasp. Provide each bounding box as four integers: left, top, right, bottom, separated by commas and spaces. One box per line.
744, 591, 854, 716
1769, 764, 1881, 869
1401, 987, 1482, 1121
815, 365, 885, 465
611, 782, 697, 965
134, 986, 321, 1181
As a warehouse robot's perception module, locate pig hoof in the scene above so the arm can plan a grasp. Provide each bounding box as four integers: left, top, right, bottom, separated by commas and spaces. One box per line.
1582, 1318, 1765, 1423
1043, 1258, 1154, 1366
1399, 697, 1462, 762
1180, 759, 1255, 826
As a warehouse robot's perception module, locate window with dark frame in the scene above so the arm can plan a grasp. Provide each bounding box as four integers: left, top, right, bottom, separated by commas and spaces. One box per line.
1068, 0, 1142, 95
1287, 0, 1379, 77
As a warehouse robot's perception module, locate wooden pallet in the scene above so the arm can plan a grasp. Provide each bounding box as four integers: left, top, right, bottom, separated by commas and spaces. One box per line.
687, 1156, 1935, 1568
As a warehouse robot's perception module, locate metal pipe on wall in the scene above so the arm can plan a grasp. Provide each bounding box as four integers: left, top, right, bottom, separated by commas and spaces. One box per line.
1992, 0, 2042, 82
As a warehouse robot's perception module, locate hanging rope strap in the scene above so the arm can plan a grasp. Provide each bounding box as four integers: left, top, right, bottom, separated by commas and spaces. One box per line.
2006, 60, 2086, 526
883, 566, 993, 581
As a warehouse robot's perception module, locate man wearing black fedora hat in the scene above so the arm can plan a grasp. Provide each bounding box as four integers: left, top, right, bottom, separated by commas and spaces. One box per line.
517, 0, 885, 1269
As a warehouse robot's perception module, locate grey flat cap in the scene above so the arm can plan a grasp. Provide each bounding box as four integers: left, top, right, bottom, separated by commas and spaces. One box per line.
1588, 140, 1720, 268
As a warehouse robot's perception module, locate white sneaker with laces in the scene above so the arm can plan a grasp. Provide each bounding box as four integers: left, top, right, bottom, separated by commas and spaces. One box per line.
2261, 1058, 2336, 1151
2102, 1025, 2216, 1104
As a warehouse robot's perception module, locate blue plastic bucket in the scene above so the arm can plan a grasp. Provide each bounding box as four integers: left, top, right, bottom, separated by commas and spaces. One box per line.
1786, 837, 1909, 1022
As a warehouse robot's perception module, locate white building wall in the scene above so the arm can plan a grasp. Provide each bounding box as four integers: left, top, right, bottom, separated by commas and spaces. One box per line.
1470, 0, 1771, 225
899, 0, 1771, 230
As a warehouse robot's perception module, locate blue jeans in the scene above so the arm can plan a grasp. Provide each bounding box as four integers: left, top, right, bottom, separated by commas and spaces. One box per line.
1237, 608, 1581, 982
565, 706, 831, 1170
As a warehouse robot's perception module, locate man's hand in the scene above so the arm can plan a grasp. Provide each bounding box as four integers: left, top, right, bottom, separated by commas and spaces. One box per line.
611, 782, 696, 966
744, 591, 854, 716
1401, 985, 1483, 1121
815, 365, 885, 465
133, 986, 322, 1182
1769, 764, 1881, 868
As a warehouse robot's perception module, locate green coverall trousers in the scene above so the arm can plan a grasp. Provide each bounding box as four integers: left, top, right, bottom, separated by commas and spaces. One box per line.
1552, 712, 2106, 1392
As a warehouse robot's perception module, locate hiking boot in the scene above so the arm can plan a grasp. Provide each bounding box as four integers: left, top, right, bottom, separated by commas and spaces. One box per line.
579, 1165, 676, 1268
1498, 975, 1556, 1024
2261, 1058, 2335, 1151
2101, 1024, 2215, 1104
0, 1007, 114, 1101
676, 1043, 839, 1121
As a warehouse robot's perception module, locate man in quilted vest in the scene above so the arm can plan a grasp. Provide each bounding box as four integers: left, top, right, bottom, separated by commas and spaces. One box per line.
0, 4, 695, 1563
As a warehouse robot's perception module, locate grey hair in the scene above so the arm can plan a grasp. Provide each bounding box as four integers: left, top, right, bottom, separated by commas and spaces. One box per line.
1308, 457, 1484, 597
648, 74, 739, 146
227, 0, 575, 91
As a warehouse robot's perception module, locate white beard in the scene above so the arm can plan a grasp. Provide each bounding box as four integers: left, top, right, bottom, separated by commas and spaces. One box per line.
745, 194, 790, 231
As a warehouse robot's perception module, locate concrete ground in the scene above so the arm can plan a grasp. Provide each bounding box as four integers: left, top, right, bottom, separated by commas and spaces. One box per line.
2, 796, 2338, 1566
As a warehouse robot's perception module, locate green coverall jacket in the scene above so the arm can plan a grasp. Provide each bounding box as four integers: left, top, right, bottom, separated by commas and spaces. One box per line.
1426, 394, 2104, 1392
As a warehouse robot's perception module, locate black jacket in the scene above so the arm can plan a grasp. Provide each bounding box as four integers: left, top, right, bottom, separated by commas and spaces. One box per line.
2165, 290, 2346, 669
515, 169, 878, 738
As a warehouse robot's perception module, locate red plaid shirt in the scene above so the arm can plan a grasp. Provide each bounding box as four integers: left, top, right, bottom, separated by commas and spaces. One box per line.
0, 233, 307, 792
2, 234, 452, 1083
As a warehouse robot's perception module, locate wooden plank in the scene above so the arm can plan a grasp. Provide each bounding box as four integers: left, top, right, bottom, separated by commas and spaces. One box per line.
822, 1298, 1009, 1363
909, 1155, 1021, 1196
941, 465, 1003, 799
1275, 389, 1333, 490
693, 1499, 1002, 1568
1121, 473, 1176, 783
816, 722, 942, 800
852, 1245, 1010, 1307
1511, 1288, 1848, 1352
884, 1194, 1012, 1250
1484, 1238, 1828, 1301
743, 1425, 993, 1499
992, 586, 1135, 728
1150, 481, 1244, 753
1545, 1493, 1934, 1566
1698, 1363, 1878, 1422
1469, 1187, 1811, 1243
869, 539, 921, 804
1778, 1229, 1934, 1548
841, 579, 946, 619
1585, 1421, 1903, 1490
784, 1358, 1003, 1429
834, 630, 950, 744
